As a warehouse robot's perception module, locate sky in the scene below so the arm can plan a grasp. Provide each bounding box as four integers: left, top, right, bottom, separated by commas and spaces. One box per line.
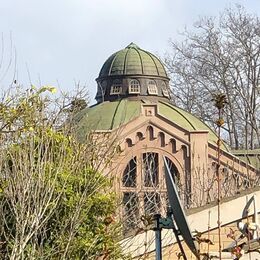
0, 0, 259, 103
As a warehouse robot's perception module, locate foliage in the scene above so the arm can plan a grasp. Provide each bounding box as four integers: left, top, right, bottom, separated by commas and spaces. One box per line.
0, 86, 125, 259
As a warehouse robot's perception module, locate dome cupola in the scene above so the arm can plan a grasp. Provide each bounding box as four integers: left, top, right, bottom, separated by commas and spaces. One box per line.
95, 43, 170, 103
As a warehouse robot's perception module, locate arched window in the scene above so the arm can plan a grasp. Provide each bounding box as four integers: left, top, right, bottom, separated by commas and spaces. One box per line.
147, 126, 154, 141
158, 132, 165, 147
136, 132, 144, 141
121, 153, 179, 233
147, 80, 158, 95
122, 157, 137, 187
161, 81, 169, 97
110, 80, 122, 95
125, 138, 133, 147
129, 79, 140, 94
170, 138, 176, 153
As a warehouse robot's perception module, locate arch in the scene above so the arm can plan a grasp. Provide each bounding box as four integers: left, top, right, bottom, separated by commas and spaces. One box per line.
170, 138, 176, 153
129, 79, 140, 94
118, 148, 185, 233
181, 145, 189, 158
119, 147, 184, 182
125, 138, 133, 147
122, 157, 137, 187
147, 126, 154, 141
211, 161, 217, 169
136, 131, 144, 141
158, 132, 165, 147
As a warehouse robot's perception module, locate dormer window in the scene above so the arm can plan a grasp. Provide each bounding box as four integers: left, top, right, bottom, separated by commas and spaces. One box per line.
110, 81, 122, 95
129, 79, 140, 94
147, 80, 158, 95
162, 81, 170, 97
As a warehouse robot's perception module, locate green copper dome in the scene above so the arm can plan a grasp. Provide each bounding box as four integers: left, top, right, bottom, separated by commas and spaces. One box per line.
95, 43, 170, 103
98, 43, 168, 78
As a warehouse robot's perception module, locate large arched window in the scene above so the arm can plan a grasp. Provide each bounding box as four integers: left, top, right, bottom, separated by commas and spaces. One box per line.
121, 153, 179, 233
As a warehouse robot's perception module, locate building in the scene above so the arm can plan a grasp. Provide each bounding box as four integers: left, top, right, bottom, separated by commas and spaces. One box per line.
74, 43, 260, 258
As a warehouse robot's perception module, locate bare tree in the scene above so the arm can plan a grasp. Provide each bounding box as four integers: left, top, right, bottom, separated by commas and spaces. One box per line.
165, 5, 260, 149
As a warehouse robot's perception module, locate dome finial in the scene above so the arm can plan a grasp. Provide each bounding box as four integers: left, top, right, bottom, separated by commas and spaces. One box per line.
126, 42, 140, 49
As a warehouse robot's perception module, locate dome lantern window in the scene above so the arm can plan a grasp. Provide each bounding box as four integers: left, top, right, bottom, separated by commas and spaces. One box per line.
147, 80, 158, 95
129, 79, 140, 94
110, 81, 122, 95
162, 81, 170, 97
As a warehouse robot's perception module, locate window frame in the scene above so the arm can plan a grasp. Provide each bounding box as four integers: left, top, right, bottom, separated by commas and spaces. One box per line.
147, 80, 158, 95
161, 81, 170, 97
110, 83, 122, 95
129, 79, 141, 94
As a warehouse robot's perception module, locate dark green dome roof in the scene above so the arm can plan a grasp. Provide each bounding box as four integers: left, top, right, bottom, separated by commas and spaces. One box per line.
98, 43, 168, 78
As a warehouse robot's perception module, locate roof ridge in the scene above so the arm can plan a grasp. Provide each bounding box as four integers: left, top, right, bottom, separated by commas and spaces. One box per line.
108, 51, 120, 76
154, 55, 168, 76
135, 47, 144, 74
160, 101, 196, 130
142, 49, 160, 76
123, 47, 130, 74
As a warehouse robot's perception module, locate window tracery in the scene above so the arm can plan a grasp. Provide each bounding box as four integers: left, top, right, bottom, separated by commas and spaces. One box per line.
121, 153, 179, 233
123, 192, 139, 229
143, 152, 159, 187
122, 157, 137, 187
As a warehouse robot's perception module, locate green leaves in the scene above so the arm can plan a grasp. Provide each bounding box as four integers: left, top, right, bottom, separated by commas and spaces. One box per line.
0, 86, 124, 260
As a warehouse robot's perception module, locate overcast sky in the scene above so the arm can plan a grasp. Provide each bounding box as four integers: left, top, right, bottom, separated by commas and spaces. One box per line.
1, 0, 259, 103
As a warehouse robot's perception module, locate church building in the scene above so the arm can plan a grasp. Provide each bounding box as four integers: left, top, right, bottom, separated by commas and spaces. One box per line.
74, 43, 260, 259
